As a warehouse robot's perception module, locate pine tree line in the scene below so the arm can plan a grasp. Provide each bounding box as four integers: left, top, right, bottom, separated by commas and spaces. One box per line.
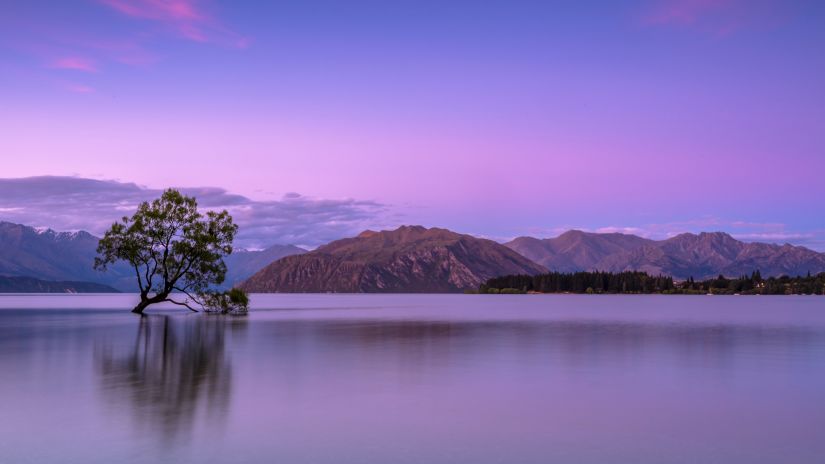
479, 270, 825, 295
480, 271, 674, 294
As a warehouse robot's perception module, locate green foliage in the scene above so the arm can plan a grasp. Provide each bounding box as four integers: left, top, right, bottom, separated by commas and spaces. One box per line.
498, 287, 526, 294
228, 287, 249, 306
95, 189, 238, 313
202, 288, 250, 315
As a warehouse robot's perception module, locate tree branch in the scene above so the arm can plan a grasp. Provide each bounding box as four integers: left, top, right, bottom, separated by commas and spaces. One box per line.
164, 298, 199, 312
172, 286, 204, 307
143, 258, 153, 293
133, 264, 146, 294
145, 246, 160, 290
170, 255, 197, 289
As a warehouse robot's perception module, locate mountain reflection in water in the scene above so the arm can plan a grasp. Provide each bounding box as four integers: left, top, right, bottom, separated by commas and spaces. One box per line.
2, 295, 825, 464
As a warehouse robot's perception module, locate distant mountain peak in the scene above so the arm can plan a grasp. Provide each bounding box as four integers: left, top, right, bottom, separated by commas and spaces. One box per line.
505, 229, 825, 279
0, 220, 306, 292
396, 225, 427, 232
0, 221, 135, 291
699, 231, 735, 240
240, 226, 545, 293
559, 229, 587, 237
221, 243, 306, 288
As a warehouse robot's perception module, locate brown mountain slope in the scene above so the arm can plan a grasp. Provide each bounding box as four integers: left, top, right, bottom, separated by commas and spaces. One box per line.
506, 230, 652, 271
599, 232, 825, 279
507, 230, 825, 279
239, 226, 547, 293
222, 244, 306, 287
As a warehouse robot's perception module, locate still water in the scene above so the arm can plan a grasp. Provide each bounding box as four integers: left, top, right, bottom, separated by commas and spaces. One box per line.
1, 294, 824, 463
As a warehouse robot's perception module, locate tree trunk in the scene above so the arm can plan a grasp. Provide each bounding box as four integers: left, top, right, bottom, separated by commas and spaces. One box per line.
132, 292, 170, 314
132, 299, 150, 314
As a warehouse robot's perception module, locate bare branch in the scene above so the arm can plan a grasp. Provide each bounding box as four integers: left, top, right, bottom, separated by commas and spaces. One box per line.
133, 264, 146, 293
164, 298, 199, 313
172, 286, 204, 308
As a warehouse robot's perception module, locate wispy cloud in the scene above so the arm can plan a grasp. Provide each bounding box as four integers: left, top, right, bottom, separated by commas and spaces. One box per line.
645, 0, 735, 26
732, 232, 816, 242
100, 0, 203, 21
81, 38, 158, 67
0, 176, 393, 249
642, 0, 787, 36
98, 0, 249, 47
594, 226, 650, 236
3, 1, 247, 93
50, 56, 98, 72
65, 83, 95, 93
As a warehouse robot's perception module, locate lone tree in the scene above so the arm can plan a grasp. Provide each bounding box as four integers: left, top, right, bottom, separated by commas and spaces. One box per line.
95, 189, 238, 314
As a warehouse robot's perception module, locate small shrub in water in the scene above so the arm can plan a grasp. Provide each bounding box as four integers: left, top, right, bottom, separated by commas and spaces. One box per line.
201, 288, 250, 315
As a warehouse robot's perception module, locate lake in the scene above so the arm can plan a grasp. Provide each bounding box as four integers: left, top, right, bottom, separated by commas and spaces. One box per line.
1, 294, 824, 463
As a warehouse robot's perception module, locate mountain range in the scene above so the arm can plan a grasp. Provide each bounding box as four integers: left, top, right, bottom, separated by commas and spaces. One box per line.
3, 220, 825, 293
0, 222, 135, 291
239, 226, 546, 293
222, 244, 307, 287
506, 230, 825, 280
0, 221, 305, 292
0, 276, 118, 293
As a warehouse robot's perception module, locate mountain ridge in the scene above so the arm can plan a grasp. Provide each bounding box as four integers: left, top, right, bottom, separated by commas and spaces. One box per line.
0, 221, 136, 290
239, 225, 547, 293
222, 244, 307, 287
506, 230, 825, 280
0, 275, 119, 293
0, 221, 305, 292
3, 219, 823, 291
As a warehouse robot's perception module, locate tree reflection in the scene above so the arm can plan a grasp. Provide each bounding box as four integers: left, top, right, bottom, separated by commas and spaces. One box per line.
97, 315, 244, 444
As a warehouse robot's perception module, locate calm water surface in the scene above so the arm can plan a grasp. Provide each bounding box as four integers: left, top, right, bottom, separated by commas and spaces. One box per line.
1, 294, 824, 463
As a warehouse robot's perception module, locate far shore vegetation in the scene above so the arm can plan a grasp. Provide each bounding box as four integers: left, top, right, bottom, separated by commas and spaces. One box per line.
478, 271, 825, 295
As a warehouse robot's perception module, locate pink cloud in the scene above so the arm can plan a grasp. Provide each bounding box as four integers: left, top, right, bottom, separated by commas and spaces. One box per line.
645, 0, 735, 26
98, 0, 248, 48
642, 0, 787, 36
65, 83, 95, 93
84, 39, 158, 66
99, 0, 203, 21
51, 56, 98, 72
595, 226, 650, 236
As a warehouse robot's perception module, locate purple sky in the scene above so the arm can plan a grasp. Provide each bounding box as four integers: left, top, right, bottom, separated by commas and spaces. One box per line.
1, 1, 824, 249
